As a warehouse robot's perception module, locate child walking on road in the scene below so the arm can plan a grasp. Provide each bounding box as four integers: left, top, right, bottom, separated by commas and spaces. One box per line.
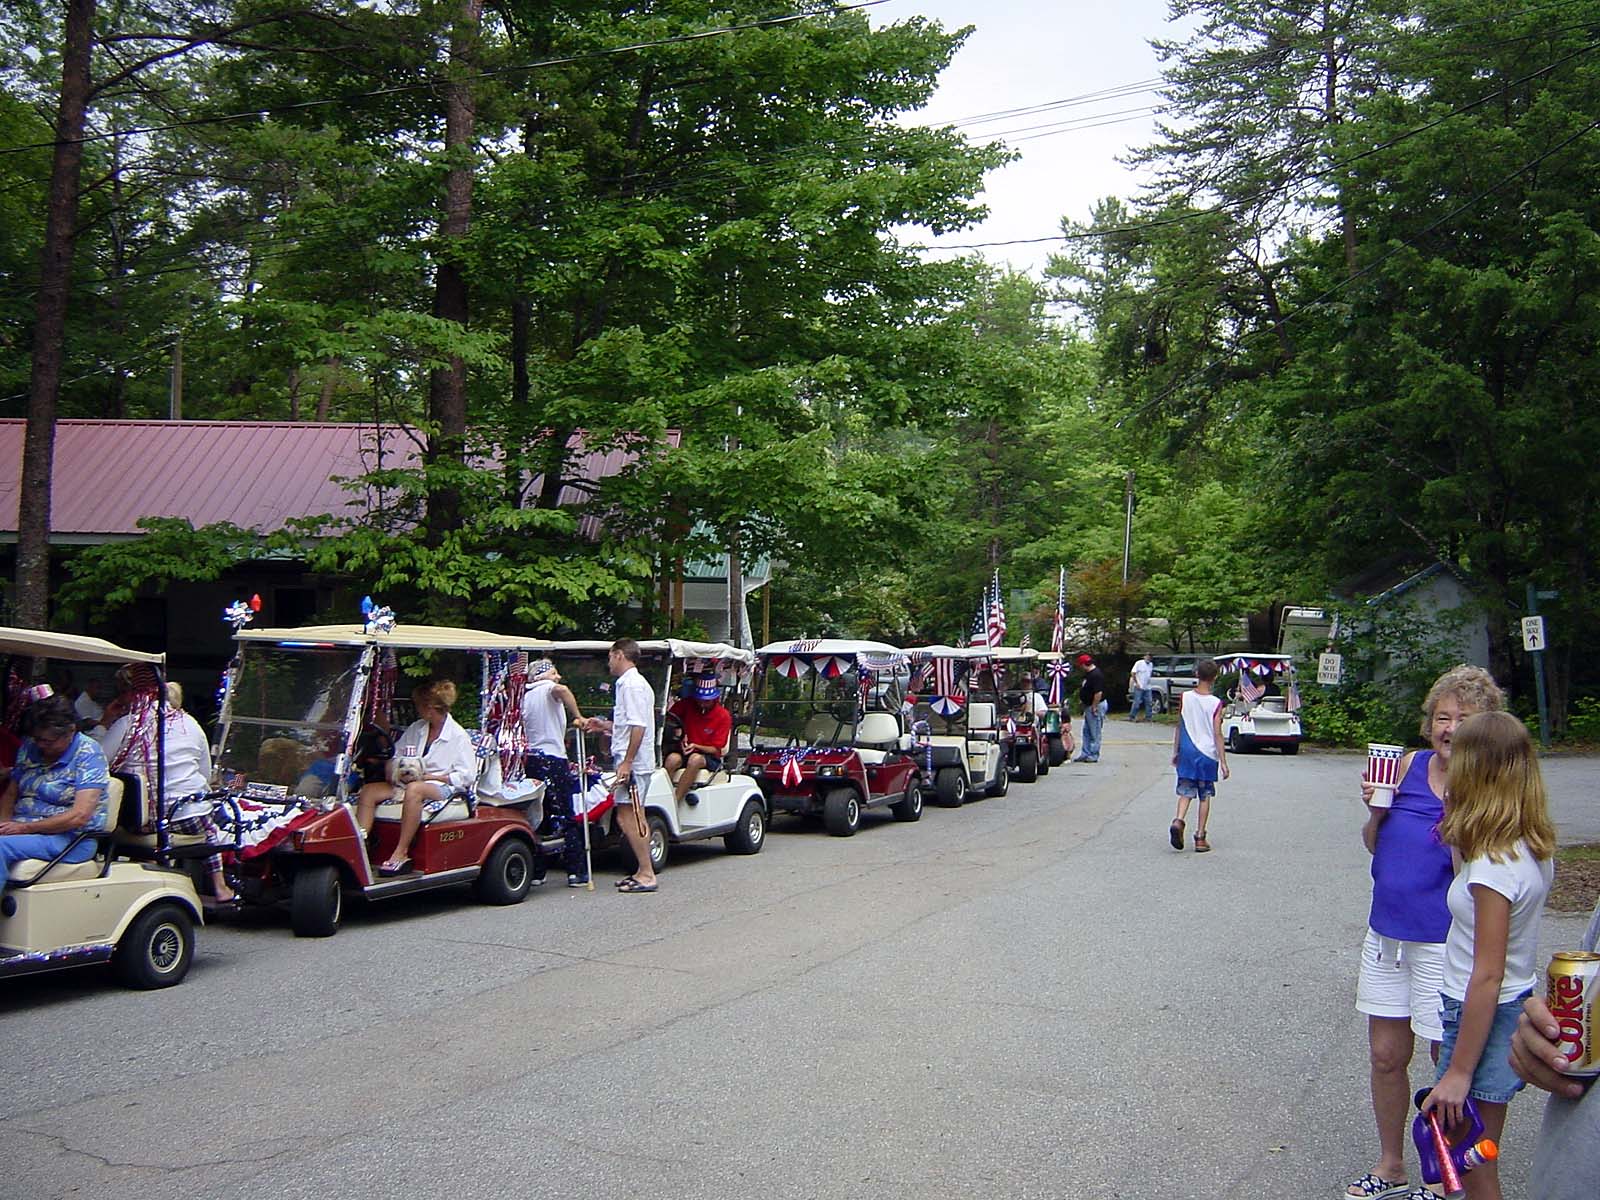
1169, 657, 1228, 853
1418, 710, 1555, 1200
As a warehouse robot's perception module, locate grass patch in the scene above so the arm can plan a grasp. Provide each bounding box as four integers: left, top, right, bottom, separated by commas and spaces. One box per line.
1550, 844, 1600, 914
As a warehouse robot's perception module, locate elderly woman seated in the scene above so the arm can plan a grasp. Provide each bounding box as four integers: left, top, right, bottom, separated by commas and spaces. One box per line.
0, 692, 111, 884
354, 680, 477, 877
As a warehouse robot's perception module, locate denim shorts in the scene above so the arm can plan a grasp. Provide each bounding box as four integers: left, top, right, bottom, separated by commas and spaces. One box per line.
1437, 990, 1531, 1104
1176, 777, 1216, 801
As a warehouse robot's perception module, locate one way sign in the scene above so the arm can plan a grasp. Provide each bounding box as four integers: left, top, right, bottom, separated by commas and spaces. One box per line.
1521, 616, 1547, 653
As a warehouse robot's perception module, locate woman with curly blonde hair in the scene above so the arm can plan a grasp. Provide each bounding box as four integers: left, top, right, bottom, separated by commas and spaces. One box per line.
1419, 710, 1555, 1199
355, 680, 477, 876
1347, 665, 1504, 1200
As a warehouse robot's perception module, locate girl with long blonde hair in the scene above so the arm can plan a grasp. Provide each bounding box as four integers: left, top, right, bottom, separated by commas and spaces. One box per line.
1420, 710, 1557, 1200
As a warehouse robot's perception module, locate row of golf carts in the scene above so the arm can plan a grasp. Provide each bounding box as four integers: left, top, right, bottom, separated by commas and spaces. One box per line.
0, 625, 1081, 991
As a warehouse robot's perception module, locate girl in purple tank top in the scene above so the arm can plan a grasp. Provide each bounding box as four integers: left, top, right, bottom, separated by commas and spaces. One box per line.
1345, 666, 1505, 1200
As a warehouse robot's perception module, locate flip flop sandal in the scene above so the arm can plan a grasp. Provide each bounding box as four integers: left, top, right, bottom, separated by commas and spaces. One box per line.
1169, 819, 1185, 850
1344, 1174, 1409, 1199
614, 875, 638, 890
617, 878, 658, 893
378, 856, 412, 876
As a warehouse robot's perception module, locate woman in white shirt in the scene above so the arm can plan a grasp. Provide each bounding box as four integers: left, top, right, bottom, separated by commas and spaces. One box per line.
355, 680, 478, 876
100, 679, 236, 907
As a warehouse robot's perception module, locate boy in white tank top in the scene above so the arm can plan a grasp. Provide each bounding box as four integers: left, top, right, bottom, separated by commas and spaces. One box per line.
1169, 657, 1229, 853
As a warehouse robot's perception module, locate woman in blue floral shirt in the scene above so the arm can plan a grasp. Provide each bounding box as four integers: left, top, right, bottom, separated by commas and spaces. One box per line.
0, 693, 111, 883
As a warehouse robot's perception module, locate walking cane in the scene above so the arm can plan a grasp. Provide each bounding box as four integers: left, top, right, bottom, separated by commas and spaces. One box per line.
574, 724, 595, 892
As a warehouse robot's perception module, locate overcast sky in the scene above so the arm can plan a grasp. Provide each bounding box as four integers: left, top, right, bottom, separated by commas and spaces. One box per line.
873, 0, 1181, 277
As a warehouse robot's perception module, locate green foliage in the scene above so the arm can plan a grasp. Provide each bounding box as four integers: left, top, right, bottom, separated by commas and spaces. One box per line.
57, 519, 263, 621
1564, 697, 1600, 745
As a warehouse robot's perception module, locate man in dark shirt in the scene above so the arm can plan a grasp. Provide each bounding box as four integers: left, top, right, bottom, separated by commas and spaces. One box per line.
1075, 653, 1107, 763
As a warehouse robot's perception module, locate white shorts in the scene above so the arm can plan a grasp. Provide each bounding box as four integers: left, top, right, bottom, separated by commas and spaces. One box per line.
1355, 926, 1445, 1042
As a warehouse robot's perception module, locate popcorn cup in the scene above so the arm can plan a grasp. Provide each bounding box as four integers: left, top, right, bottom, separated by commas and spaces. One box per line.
1364, 743, 1406, 808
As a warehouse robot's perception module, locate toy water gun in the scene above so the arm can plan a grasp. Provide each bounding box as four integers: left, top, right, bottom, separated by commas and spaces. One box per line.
1411, 1089, 1499, 1199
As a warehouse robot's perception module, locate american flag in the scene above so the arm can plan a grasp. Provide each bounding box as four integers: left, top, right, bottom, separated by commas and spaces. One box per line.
934, 657, 963, 701
1019, 630, 1032, 650
986, 569, 1007, 649
969, 595, 986, 649
1239, 670, 1265, 703
1050, 566, 1066, 654
908, 655, 934, 693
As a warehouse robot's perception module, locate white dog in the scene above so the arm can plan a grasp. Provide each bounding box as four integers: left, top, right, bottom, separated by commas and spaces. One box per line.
393, 756, 425, 785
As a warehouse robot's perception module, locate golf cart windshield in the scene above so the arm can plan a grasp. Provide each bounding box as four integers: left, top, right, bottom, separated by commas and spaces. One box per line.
216, 644, 364, 792
751, 653, 907, 750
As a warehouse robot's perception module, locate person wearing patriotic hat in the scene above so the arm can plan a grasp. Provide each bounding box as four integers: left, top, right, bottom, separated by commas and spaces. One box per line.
664, 676, 732, 807
1073, 653, 1107, 763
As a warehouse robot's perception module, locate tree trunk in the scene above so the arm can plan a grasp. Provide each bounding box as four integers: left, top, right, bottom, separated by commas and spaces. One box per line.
424, 0, 482, 549
314, 355, 339, 420
15, 0, 95, 628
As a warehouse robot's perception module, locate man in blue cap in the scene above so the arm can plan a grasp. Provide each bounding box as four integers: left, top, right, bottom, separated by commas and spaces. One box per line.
664, 676, 733, 806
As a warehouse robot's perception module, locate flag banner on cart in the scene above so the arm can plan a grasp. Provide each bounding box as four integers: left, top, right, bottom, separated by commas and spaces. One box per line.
986, 570, 1007, 649
908, 655, 934, 694
934, 657, 962, 701
1048, 658, 1071, 707
1051, 566, 1066, 654
1285, 681, 1302, 712
769, 654, 811, 679
817, 655, 853, 679
228, 799, 327, 860
572, 770, 614, 823
786, 639, 821, 653
954, 631, 969, 648
857, 664, 874, 713
930, 694, 966, 717
1239, 672, 1266, 703
778, 745, 815, 788
970, 595, 987, 649
1019, 630, 1032, 650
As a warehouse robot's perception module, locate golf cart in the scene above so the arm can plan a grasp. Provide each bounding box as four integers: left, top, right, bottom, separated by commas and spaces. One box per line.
0, 627, 203, 989
744, 640, 924, 836
215, 624, 544, 936
527, 639, 768, 874
982, 646, 1049, 782
1216, 653, 1303, 755
902, 645, 1010, 806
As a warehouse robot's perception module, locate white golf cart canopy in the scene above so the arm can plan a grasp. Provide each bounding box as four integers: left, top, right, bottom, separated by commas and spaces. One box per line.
536, 638, 754, 665
756, 639, 904, 659
1215, 653, 1296, 675
0, 626, 164, 665
235, 624, 538, 652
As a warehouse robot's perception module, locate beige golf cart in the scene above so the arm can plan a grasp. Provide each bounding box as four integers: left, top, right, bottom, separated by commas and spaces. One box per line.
0, 627, 203, 989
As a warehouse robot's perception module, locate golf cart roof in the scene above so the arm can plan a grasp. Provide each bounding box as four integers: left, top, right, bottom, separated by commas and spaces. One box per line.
1036, 651, 1063, 662
537, 639, 755, 665
1215, 653, 1295, 673
236, 624, 538, 652
756, 638, 904, 659
0, 625, 165, 666
903, 644, 1035, 663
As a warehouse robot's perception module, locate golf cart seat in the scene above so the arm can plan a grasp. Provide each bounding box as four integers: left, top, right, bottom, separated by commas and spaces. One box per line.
111, 773, 214, 856
672, 767, 733, 787
966, 702, 999, 739
7, 854, 103, 884
374, 794, 473, 824
853, 712, 900, 765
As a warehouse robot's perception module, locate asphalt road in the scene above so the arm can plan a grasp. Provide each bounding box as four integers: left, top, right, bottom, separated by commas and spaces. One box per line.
3, 726, 1594, 1200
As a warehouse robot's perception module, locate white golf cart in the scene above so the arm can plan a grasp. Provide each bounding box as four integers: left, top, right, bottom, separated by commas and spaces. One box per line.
0, 627, 204, 989
902, 645, 1009, 806
1216, 653, 1304, 755
533, 639, 768, 873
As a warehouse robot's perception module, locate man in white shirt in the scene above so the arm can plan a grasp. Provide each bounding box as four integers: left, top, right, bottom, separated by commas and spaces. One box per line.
73, 678, 106, 730
1129, 652, 1155, 722
582, 639, 658, 893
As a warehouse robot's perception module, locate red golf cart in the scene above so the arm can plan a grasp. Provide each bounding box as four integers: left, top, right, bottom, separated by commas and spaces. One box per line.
743, 640, 924, 836
214, 624, 545, 936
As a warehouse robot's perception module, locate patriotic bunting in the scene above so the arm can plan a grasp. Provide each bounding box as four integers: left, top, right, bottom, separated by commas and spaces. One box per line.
769, 654, 811, 679
1051, 566, 1066, 655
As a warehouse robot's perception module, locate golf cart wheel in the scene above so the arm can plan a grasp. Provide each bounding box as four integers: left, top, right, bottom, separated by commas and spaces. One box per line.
1016, 746, 1039, 783
822, 788, 861, 837
1225, 728, 1241, 753
647, 813, 670, 871
1045, 735, 1066, 768
1283, 741, 1301, 756
477, 837, 535, 906
724, 799, 766, 855
891, 778, 923, 822
113, 901, 194, 989
290, 862, 343, 938
934, 767, 966, 808
1037, 746, 1050, 777
987, 764, 1010, 798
